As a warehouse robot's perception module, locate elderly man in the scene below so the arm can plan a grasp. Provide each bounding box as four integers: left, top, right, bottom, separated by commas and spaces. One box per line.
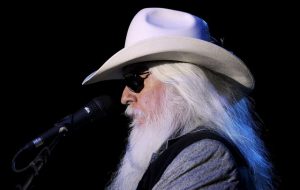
83, 7, 273, 190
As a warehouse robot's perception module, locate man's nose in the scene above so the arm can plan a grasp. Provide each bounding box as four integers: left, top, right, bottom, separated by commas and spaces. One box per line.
121, 86, 137, 105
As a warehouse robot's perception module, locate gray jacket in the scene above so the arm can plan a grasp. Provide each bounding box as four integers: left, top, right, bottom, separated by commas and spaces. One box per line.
152, 139, 243, 190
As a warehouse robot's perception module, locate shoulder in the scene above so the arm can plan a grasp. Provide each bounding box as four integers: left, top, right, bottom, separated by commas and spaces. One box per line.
153, 139, 241, 190
162, 139, 238, 178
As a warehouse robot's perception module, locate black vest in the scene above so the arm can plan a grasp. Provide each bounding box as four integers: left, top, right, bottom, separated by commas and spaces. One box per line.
136, 130, 250, 190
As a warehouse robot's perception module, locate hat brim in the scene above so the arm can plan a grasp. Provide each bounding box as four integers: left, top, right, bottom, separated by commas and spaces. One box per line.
82, 36, 254, 89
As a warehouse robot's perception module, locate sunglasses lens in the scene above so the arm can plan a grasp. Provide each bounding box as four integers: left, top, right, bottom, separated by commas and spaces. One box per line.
124, 71, 150, 93
125, 75, 144, 93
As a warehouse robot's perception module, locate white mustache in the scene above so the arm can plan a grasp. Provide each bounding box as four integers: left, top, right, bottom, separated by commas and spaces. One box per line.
125, 105, 145, 119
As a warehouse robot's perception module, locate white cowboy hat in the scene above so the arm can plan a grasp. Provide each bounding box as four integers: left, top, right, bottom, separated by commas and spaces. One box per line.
82, 7, 254, 89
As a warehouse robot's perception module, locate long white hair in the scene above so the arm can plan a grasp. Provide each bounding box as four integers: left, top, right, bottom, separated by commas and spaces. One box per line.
149, 61, 274, 190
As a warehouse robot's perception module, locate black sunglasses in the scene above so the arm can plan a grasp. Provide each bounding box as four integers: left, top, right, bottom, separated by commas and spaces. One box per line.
123, 71, 151, 93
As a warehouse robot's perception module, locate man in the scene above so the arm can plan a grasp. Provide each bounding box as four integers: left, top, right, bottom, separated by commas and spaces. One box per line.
83, 8, 273, 190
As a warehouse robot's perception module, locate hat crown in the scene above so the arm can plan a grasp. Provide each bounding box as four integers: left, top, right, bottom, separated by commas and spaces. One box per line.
83, 7, 254, 90
125, 8, 211, 47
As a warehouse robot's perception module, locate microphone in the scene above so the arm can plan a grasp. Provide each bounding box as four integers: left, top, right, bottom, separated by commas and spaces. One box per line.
23, 95, 114, 150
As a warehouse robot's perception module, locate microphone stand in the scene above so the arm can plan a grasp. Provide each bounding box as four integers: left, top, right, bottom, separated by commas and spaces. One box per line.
11, 95, 114, 189
12, 125, 67, 190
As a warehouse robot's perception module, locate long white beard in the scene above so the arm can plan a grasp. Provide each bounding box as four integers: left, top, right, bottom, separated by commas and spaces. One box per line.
106, 90, 183, 190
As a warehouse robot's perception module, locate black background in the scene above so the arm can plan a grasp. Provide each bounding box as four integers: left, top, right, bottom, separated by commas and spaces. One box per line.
2, 0, 295, 189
